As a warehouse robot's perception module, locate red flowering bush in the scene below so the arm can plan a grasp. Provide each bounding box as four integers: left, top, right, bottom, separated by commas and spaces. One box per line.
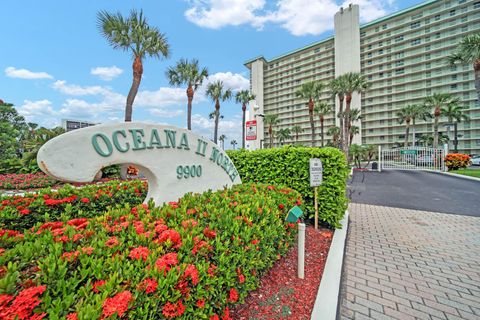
0, 173, 57, 190
445, 153, 471, 170
0, 179, 147, 230
0, 183, 301, 319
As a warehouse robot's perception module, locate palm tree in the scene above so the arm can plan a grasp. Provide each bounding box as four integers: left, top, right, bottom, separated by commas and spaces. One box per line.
219, 134, 227, 150
447, 34, 480, 99
410, 104, 431, 147
340, 73, 370, 153
417, 133, 449, 147
291, 125, 303, 144
397, 105, 415, 147
235, 90, 256, 149
230, 140, 238, 150
295, 81, 324, 147
206, 81, 232, 144
97, 10, 170, 122
327, 126, 341, 148
264, 114, 279, 148
314, 102, 333, 147
441, 102, 469, 152
345, 108, 362, 146
166, 59, 208, 130
349, 125, 360, 145
424, 93, 457, 148
330, 77, 347, 149
277, 128, 292, 145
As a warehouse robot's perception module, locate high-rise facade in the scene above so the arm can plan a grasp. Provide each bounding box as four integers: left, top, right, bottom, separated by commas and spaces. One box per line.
245, 0, 480, 154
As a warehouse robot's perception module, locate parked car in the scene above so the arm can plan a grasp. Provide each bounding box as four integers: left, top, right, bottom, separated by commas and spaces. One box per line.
471, 155, 480, 166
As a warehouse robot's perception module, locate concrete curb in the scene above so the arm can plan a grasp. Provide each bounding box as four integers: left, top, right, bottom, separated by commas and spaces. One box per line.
310, 210, 349, 320
439, 171, 480, 182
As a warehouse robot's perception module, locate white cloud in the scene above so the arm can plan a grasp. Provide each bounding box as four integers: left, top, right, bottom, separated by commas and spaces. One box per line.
149, 109, 184, 118
136, 87, 187, 107
205, 72, 250, 92
16, 100, 59, 127
184, 0, 396, 36
91, 66, 123, 81
52, 80, 110, 96
5, 67, 53, 80
191, 113, 242, 144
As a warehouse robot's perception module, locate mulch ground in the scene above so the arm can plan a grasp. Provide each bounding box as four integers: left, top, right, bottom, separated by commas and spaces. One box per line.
231, 225, 333, 320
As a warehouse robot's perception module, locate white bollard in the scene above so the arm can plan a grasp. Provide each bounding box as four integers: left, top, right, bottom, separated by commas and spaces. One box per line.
298, 223, 306, 279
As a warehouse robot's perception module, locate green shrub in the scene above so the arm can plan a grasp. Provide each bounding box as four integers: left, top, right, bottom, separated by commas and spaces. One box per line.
227, 146, 349, 228
0, 183, 300, 319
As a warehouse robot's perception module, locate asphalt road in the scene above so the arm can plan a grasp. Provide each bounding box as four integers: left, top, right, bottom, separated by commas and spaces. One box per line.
348, 170, 480, 216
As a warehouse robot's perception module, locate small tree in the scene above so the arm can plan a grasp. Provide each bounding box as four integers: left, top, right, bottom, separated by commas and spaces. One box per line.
235, 90, 255, 149
230, 139, 238, 150
264, 114, 279, 148
291, 125, 303, 145
314, 101, 333, 147
206, 81, 232, 144
277, 128, 292, 145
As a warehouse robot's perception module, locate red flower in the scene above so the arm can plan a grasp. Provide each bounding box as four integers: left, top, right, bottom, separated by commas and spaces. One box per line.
183, 264, 199, 285
251, 239, 259, 245
196, 299, 205, 308
81, 197, 90, 203
168, 201, 179, 209
140, 278, 157, 294
155, 253, 178, 274
278, 203, 285, 210
81, 247, 94, 255
67, 218, 89, 230
267, 185, 275, 190
92, 280, 106, 293
238, 274, 245, 284
210, 315, 219, 320
102, 291, 132, 318
128, 246, 149, 261
105, 236, 119, 248
66, 313, 78, 320
19, 209, 30, 215
203, 227, 216, 239
222, 307, 232, 320
157, 229, 182, 249
228, 288, 238, 302
162, 300, 185, 318
0, 285, 46, 320
208, 264, 217, 278
61, 251, 80, 262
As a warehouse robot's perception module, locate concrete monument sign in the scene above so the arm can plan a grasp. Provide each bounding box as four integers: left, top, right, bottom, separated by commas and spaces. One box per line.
37, 123, 241, 205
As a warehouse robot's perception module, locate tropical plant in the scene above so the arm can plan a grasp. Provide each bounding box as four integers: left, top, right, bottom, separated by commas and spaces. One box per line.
97, 9, 170, 122
410, 104, 431, 147
417, 133, 449, 147
277, 128, 292, 145
295, 81, 324, 147
441, 102, 469, 152
314, 102, 333, 147
397, 105, 416, 147
424, 93, 457, 148
219, 134, 227, 150
22, 127, 66, 168
206, 81, 232, 143
166, 59, 208, 130
345, 108, 362, 145
350, 144, 377, 169
0, 101, 27, 161
235, 90, 255, 149
263, 114, 279, 148
291, 125, 303, 144
330, 77, 347, 149
444, 153, 471, 170
230, 139, 238, 150
349, 125, 360, 145
447, 34, 480, 99
327, 126, 341, 148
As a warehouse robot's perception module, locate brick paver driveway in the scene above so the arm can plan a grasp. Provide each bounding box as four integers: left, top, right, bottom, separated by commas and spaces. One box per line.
339, 203, 480, 320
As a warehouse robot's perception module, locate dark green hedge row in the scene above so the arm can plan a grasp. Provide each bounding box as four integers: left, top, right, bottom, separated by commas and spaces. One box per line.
227, 146, 349, 228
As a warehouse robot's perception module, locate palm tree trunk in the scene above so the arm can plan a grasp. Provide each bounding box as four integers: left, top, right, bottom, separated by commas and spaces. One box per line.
404, 121, 410, 147
433, 115, 439, 148
344, 94, 352, 154
125, 56, 143, 122
453, 122, 458, 152
187, 86, 194, 130
338, 95, 344, 150
320, 117, 324, 147
412, 118, 416, 147
242, 104, 246, 149
309, 99, 315, 147
214, 101, 220, 144
269, 127, 273, 148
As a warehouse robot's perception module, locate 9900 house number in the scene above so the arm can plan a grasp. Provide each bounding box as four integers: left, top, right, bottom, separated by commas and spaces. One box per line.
176, 165, 202, 179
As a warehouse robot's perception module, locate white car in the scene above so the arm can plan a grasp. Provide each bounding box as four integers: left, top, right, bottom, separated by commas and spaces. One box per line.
471, 155, 480, 166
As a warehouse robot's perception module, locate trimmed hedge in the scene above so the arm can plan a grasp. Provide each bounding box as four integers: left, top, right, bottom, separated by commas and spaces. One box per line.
0, 183, 300, 319
227, 146, 349, 228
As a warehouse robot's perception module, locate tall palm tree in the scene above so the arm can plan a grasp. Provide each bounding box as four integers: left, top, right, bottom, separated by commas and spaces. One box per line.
441, 102, 469, 152
424, 93, 457, 148
447, 34, 480, 99
230, 139, 238, 150
206, 81, 232, 144
295, 81, 324, 147
264, 114, 279, 148
291, 125, 303, 144
314, 101, 333, 147
219, 134, 227, 150
98, 10, 169, 122
330, 77, 348, 149
340, 73, 370, 153
166, 58, 208, 130
235, 90, 255, 149
327, 126, 341, 148
397, 105, 415, 147
349, 125, 360, 145
277, 128, 292, 145
410, 104, 431, 147
345, 108, 362, 146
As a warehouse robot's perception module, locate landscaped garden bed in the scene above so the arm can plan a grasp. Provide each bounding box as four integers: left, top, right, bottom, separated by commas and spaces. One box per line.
0, 182, 302, 319
0, 173, 58, 190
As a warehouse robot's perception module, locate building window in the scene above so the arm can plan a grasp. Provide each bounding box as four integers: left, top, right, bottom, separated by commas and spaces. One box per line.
425, 18, 430, 24
411, 38, 421, 45
378, 49, 384, 54
425, 27, 430, 33
379, 72, 384, 78
396, 60, 404, 66
395, 52, 404, 59
425, 53, 431, 60
461, 26, 468, 32
474, 2, 480, 9
368, 52, 372, 58
411, 21, 421, 29
367, 44, 372, 50
360, 31, 366, 37
434, 14, 441, 20
458, 0, 466, 3
451, 75, 457, 80
396, 68, 405, 75
395, 35, 404, 42
450, 9, 456, 16
368, 60, 372, 65
380, 136, 385, 140
375, 27, 380, 32
314, 48, 320, 53
411, 13, 423, 20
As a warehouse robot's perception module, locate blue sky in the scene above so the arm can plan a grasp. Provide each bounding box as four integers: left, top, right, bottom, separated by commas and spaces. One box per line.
1, 0, 420, 146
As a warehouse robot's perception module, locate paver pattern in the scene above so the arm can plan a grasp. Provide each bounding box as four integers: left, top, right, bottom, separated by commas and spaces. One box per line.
339, 203, 480, 320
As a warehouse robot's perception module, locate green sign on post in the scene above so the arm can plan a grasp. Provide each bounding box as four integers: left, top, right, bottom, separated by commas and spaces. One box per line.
400, 150, 418, 155
286, 206, 303, 223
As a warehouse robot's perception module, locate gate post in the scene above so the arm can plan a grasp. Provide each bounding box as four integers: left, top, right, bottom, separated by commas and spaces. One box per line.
378, 145, 382, 172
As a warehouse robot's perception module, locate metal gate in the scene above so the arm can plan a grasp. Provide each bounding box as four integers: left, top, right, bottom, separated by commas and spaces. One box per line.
379, 146, 446, 172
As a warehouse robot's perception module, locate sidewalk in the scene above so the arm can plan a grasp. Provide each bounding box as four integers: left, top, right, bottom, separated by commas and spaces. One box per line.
339, 203, 480, 320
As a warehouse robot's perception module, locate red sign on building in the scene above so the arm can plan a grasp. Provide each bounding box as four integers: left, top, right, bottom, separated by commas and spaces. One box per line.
246, 120, 257, 140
